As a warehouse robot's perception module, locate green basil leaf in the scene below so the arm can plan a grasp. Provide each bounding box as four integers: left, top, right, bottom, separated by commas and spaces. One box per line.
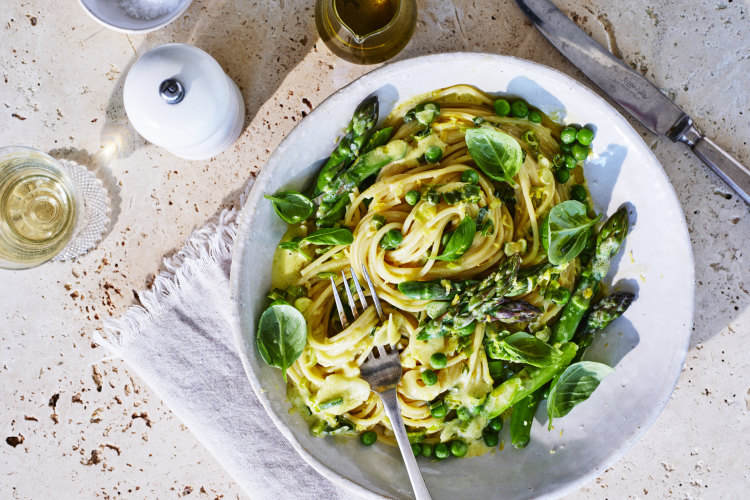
303, 227, 354, 246
256, 304, 307, 380
278, 237, 312, 261
546, 361, 614, 425
264, 191, 314, 224
497, 332, 561, 367
465, 127, 524, 185
545, 201, 601, 265
432, 216, 476, 261
278, 240, 300, 252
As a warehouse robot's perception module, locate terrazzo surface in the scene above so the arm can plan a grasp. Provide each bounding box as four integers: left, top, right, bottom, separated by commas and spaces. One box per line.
1, 0, 749, 498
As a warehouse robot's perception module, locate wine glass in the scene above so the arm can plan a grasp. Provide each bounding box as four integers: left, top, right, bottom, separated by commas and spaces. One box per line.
0, 146, 110, 270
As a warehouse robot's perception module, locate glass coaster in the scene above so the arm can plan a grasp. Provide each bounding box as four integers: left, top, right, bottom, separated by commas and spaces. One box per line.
52, 159, 111, 261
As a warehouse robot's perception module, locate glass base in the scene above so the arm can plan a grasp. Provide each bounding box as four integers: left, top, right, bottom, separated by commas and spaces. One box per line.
52, 160, 111, 262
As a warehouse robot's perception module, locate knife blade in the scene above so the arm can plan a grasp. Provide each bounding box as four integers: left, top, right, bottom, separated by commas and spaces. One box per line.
515, 0, 750, 205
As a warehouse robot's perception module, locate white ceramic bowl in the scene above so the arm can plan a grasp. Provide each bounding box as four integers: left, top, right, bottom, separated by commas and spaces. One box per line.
230, 53, 695, 499
78, 0, 192, 34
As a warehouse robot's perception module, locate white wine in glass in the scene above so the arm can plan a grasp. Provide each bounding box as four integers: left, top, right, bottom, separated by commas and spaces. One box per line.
0, 147, 81, 269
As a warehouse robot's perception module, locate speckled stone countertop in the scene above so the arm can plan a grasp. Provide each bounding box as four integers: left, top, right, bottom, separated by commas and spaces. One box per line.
1, 0, 748, 498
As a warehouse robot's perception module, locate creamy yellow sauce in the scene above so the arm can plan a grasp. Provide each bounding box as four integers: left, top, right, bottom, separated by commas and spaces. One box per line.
271, 226, 309, 290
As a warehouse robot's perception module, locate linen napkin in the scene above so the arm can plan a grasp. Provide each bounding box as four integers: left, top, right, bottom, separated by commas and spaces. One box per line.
96, 206, 358, 500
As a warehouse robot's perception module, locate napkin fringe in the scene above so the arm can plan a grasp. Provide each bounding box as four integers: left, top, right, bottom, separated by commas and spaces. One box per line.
97, 208, 238, 352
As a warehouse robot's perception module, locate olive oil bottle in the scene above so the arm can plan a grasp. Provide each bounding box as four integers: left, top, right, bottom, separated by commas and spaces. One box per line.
315, 0, 417, 64
0, 147, 80, 269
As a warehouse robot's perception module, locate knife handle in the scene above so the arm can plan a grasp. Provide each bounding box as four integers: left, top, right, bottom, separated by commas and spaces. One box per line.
679, 124, 750, 205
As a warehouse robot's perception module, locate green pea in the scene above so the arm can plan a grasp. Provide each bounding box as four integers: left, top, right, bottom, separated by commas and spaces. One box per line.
421, 443, 433, 458
449, 440, 468, 457
482, 430, 499, 447
564, 153, 577, 170
493, 99, 510, 116
488, 416, 504, 432
425, 145, 443, 163
430, 402, 447, 419
360, 430, 377, 446
560, 126, 577, 144
421, 369, 438, 386
379, 229, 403, 250
411, 443, 422, 456
510, 100, 529, 118
554, 168, 570, 184
430, 352, 448, 369
528, 110, 542, 123
571, 143, 589, 161
570, 184, 587, 202
435, 443, 449, 460
405, 190, 420, 205
371, 214, 386, 230
456, 407, 471, 421
461, 169, 480, 185
576, 127, 595, 145
441, 231, 453, 247
560, 142, 571, 153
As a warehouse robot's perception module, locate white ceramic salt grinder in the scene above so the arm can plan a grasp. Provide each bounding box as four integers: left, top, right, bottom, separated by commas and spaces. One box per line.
123, 43, 245, 160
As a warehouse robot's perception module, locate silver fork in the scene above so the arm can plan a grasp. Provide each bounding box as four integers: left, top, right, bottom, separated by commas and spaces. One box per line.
331, 265, 432, 500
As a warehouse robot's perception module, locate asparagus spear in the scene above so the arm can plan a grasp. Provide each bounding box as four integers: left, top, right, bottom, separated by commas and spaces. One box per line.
481, 342, 578, 419
319, 140, 408, 202
467, 254, 522, 313
550, 207, 629, 344
509, 389, 543, 449
314, 195, 350, 228
572, 291, 635, 361
313, 96, 379, 196
362, 127, 394, 154
398, 278, 476, 301
484, 300, 541, 322
416, 254, 541, 340
316, 140, 408, 226
504, 262, 553, 297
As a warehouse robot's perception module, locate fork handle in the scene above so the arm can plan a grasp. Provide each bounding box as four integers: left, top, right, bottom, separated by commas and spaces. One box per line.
378, 388, 433, 500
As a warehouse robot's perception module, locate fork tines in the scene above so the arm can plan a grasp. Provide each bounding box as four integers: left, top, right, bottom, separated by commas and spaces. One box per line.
360, 265, 385, 321
330, 265, 385, 330
368, 344, 394, 361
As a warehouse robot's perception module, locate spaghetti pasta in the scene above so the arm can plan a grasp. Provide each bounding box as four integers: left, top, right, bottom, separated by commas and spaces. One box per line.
263, 85, 613, 456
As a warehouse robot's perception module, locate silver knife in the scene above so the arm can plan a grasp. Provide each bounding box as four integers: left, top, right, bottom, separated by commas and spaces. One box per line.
515, 0, 750, 205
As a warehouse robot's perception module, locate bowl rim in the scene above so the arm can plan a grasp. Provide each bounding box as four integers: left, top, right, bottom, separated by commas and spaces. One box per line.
76, 0, 193, 34
229, 51, 695, 499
